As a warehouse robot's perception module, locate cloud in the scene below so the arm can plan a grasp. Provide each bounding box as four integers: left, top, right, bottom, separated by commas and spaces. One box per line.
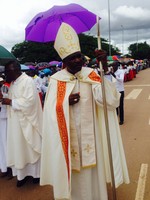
115, 6, 150, 19
0, 0, 150, 54
94, 5, 150, 54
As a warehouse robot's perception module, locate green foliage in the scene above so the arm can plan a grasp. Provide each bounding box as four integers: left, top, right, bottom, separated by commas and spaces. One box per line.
11, 34, 120, 63
128, 42, 150, 59
79, 34, 97, 59
79, 34, 120, 59
11, 41, 61, 64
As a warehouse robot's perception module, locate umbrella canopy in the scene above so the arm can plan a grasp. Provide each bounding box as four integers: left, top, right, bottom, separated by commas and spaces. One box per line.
0, 45, 16, 65
21, 64, 30, 71
0, 66, 5, 72
49, 61, 60, 66
36, 62, 50, 70
28, 65, 36, 70
25, 3, 98, 42
107, 55, 119, 61
88, 58, 118, 68
42, 68, 52, 75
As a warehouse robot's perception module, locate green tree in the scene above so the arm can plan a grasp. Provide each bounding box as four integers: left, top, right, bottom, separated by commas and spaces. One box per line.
11, 34, 120, 63
11, 41, 60, 64
79, 34, 120, 59
128, 42, 150, 59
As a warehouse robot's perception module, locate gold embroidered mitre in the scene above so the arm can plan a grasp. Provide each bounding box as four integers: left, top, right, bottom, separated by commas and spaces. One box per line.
54, 22, 81, 60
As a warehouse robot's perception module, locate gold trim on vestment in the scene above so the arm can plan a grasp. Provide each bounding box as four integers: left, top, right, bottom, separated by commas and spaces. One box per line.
88, 71, 102, 82
82, 164, 96, 169
72, 164, 97, 173
56, 81, 70, 181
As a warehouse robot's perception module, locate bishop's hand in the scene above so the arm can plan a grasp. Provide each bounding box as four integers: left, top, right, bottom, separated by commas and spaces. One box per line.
2, 98, 12, 106
69, 93, 80, 105
94, 49, 108, 73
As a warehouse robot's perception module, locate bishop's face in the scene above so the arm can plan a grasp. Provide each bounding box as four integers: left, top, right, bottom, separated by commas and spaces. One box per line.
63, 52, 84, 75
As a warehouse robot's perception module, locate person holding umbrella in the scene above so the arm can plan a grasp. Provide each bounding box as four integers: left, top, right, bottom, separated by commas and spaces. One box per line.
40, 23, 129, 200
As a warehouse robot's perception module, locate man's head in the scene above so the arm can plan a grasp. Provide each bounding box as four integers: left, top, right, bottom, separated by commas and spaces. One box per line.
63, 52, 84, 74
112, 63, 119, 73
27, 69, 36, 77
5, 60, 21, 83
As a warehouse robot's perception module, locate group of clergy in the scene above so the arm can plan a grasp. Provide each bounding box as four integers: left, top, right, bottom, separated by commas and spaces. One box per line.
0, 22, 130, 199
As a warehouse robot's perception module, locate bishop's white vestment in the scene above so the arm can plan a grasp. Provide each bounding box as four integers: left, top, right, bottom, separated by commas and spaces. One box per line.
7, 73, 43, 180
40, 67, 129, 200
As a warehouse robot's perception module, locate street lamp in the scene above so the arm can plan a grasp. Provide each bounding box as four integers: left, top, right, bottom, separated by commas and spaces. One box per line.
121, 25, 124, 55
136, 29, 138, 52
108, 0, 111, 56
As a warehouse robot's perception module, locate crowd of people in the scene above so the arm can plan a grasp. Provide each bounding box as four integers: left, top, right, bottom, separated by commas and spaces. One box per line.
0, 23, 130, 200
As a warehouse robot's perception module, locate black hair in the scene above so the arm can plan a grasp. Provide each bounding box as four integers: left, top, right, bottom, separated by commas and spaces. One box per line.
5, 60, 21, 71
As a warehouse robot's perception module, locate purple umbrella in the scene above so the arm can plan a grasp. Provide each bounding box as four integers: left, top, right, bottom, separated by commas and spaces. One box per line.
36, 62, 50, 70
49, 61, 60, 66
25, 3, 98, 42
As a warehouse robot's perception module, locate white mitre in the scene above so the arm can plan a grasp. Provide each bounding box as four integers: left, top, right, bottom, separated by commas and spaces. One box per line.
54, 22, 81, 60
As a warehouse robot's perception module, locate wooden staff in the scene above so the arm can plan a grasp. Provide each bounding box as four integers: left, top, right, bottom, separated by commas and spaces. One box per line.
96, 15, 117, 200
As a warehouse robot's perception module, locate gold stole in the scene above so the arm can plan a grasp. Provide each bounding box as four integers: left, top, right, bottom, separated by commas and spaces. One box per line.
56, 71, 101, 173
70, 82, 96, 172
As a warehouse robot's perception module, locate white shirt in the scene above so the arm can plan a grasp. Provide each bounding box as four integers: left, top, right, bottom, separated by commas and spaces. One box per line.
114, 69, 125, 92
33, 75, 43, 92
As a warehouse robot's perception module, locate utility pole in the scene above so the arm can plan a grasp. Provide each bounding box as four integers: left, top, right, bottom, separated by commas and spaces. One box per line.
108, 0, 111, 56
136, 29, 138, 52
121, 25, 124, 55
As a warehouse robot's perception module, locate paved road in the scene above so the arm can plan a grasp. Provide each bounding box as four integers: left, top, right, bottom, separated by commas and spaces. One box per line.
1, 68, 150, 200
117, 68, 150, 200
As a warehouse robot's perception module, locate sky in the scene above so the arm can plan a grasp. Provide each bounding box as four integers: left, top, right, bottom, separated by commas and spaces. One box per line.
0, 0, 150, 55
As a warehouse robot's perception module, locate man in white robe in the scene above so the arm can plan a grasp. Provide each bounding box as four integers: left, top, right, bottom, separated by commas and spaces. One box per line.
40, 23, 129, 200
0, 78, 8, 175
2, 60, 43, 187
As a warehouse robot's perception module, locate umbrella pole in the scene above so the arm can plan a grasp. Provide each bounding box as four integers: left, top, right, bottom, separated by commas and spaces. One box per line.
96, 16, 117, 200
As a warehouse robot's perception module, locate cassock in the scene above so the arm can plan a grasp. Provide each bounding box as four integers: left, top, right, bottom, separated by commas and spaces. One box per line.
40, 67, 129, 200
7, 73, 42, 180
0, 104, 7, 172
